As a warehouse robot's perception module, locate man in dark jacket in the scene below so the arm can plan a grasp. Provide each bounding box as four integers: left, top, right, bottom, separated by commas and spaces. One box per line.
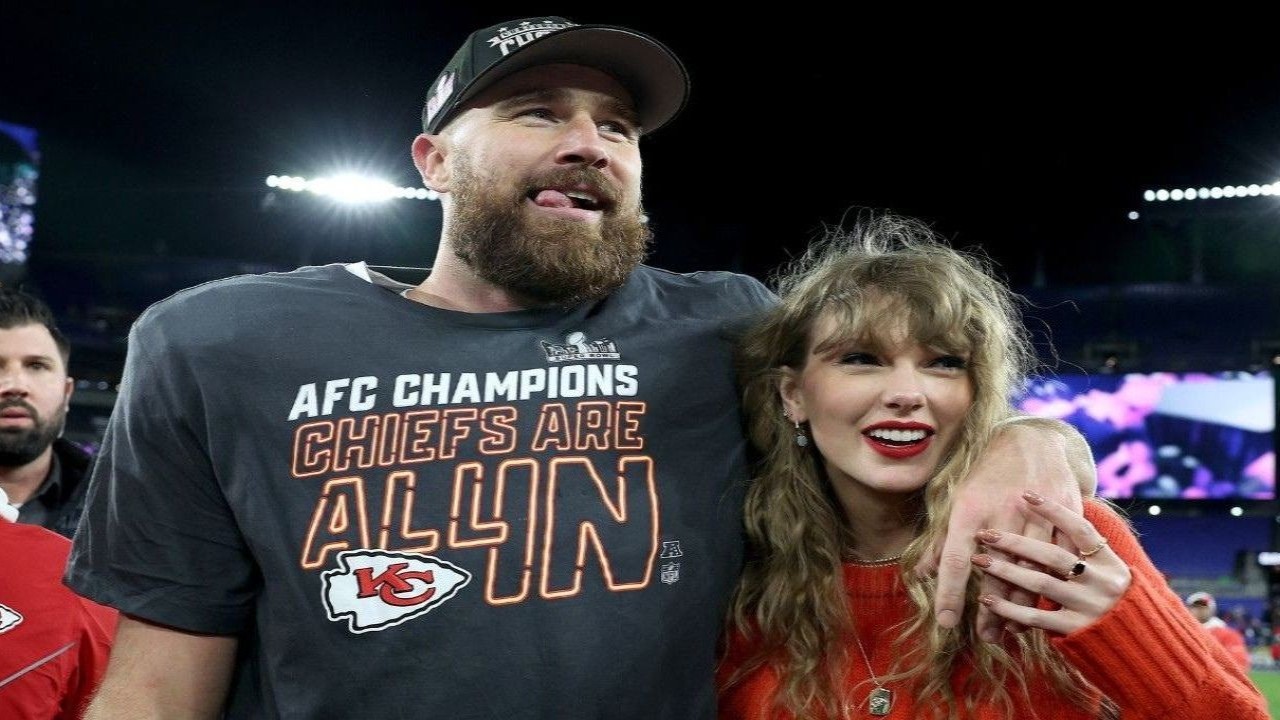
0, 287, 86, 538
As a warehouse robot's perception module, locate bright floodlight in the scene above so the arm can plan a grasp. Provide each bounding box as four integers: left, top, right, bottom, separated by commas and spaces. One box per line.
1144, 181, 1279, 204
1147, 505, 1161, 516
308, 174, 399, 204
1128, 211, 1139, 220
1231, 506, 1244, 517
264, 173, 437, 203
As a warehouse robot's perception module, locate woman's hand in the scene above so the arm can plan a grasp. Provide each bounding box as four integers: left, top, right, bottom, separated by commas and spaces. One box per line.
925, 421, 1092, 641
970, 492, 1132, 635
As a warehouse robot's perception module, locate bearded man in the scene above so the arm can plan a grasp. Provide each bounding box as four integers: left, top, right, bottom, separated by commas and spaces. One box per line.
0, 287, 87, 539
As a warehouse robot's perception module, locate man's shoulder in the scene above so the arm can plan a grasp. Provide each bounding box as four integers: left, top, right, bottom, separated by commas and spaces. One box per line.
1208, 624, 1248, 643
624, 265, 776, 309
152, 263, 348, 305
52, 438, 91, 470
135, 264, 356, 328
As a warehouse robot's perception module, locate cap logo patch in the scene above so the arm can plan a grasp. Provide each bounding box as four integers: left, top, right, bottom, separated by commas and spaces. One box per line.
487, 19, 577, 57
424, 70, 456, 125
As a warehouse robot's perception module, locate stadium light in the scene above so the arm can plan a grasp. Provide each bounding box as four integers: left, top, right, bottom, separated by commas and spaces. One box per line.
1142, 180, 1280, 203
264, 174, 439, 203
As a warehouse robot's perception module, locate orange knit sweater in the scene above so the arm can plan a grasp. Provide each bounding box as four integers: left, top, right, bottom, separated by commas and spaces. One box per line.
718, 501, 1268, 719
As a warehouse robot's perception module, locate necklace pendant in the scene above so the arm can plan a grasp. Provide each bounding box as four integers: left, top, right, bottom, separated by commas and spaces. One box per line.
868, 687, 893, 716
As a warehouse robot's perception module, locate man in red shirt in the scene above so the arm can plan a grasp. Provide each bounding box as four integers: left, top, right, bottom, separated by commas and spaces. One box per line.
1186, 591, 1251, 671
0, 488, 117, 718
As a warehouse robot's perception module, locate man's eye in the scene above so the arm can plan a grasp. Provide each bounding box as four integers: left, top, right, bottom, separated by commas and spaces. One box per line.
518, 108, 555, 120
598, 120, 636, 138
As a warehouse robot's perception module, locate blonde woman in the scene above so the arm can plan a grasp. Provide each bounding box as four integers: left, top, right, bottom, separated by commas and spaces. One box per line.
719, 215, 1267, 719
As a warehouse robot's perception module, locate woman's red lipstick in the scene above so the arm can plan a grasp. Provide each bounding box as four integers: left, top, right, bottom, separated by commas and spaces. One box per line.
862, 421, 934, 459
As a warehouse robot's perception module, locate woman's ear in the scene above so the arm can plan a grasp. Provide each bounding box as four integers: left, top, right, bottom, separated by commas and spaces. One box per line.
778, 367, 807, 423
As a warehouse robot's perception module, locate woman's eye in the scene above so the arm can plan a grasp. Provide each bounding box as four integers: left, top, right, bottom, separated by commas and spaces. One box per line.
932, 355, 968, 370
838, 352, 878, 366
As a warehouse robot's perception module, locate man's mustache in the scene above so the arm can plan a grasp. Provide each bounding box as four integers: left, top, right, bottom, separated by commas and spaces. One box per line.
0, 398, 40, 423
520, 167, 621, 209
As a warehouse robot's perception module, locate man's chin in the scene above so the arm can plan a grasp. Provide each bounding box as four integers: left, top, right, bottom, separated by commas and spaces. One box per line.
496, 269, 623, 307
520, 213, 609, 244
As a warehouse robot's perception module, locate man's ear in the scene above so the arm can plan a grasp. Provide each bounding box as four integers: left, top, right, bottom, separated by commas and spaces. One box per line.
778, 367, 807, 423
411, 133, 450, 192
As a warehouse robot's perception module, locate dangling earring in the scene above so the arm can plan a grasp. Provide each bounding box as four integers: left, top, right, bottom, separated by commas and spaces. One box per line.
785, 411, 810, 448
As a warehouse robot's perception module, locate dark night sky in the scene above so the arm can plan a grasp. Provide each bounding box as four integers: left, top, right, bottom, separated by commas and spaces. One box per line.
6, 5, 1280, 298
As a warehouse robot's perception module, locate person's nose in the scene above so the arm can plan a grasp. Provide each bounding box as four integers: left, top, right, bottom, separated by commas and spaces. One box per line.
553, 113, 610, 170
882, 366, 925, 413
0, 367, 29, 397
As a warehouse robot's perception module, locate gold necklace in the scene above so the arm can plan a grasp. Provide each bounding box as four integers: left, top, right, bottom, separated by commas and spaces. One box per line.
844, 553, 904, 566
851, 629, 893, 716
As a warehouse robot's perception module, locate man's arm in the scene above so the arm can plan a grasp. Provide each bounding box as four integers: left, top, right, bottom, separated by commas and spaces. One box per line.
925, 418, 1095, 639
84, 616, 237, 720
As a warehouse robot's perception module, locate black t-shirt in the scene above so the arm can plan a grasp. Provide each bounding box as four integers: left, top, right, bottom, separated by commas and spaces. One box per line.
67, 262, 775, 719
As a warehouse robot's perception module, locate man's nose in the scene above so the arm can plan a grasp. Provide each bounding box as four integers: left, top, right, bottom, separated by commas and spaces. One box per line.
0, 372, 29, 396
554, 114, 610, 170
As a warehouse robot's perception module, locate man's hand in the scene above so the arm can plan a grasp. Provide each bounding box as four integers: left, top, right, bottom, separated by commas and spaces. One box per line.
918, 419, 1094, 640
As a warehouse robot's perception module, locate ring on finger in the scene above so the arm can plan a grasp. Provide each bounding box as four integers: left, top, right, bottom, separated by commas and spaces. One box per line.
1078, 538, 1108, 558
1062, 559, 1087, 581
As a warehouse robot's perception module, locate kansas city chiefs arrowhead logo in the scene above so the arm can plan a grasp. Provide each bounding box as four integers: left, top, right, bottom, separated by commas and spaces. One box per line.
321, 550, 471, 634
0, 602, 23, 634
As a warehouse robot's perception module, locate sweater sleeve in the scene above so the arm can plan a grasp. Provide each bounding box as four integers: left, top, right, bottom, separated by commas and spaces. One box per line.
1050, 500, 1268, 720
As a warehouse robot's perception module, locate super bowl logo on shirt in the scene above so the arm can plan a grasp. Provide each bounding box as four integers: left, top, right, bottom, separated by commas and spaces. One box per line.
321, 550, 472, 633
540, 331, 620, 362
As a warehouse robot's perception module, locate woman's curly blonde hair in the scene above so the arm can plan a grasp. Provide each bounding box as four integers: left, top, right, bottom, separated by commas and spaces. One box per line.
724, 213, 1096, 719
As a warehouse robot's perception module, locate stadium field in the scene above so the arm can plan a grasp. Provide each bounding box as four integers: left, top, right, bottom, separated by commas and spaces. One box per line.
1252, 670, 1280, 717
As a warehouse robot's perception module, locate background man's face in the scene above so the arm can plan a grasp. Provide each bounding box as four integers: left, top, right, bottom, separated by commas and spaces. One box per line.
0, 324, 72, 466
1188, 602, 1214, 623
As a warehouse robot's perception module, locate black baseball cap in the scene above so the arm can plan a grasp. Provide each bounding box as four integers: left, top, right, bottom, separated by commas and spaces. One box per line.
421, 17, 689, 135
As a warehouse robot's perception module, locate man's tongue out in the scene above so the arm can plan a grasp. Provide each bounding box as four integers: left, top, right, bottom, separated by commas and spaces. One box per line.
532, 190, 574, 208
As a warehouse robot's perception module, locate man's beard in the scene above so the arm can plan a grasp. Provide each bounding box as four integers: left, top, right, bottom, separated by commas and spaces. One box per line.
0, 399, 64, 467
447, 161, 652, 306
